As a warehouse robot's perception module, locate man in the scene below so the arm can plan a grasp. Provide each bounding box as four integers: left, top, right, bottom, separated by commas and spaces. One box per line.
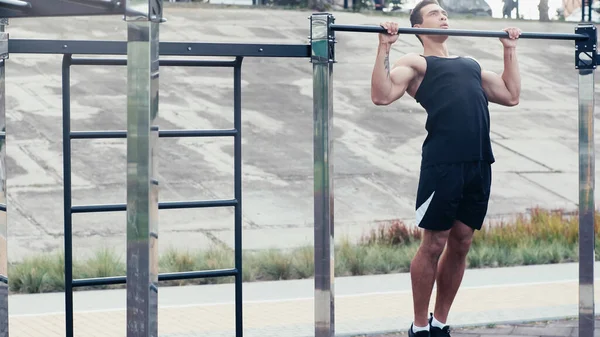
370, 1, 521, 337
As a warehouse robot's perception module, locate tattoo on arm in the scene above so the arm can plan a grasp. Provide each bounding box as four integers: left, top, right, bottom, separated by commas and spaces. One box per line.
384, 53, 390, 78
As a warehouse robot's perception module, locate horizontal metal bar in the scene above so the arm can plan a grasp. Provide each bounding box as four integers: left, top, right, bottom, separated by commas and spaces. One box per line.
71, 199, 238, 213
160, 129, 237, 137
70, 129, 237, 139
0, 0, 125, 18
160, 200, 238, 209
72, 203, 124, 213
71, 58, 239, 67
9, 39, 311, 58
72, 269, 238, 287
70, 131, 126, 139
72, 276, 125, 287
0, 0, 31, 10
159, 269, 238, 281
330, 24, 589, 41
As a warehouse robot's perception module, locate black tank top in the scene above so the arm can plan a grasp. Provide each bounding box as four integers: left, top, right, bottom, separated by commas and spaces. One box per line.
414, 55, 495, 168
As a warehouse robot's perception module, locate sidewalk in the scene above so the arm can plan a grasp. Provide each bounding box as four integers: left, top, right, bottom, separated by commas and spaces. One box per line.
7, 262, 600, 337
370, 317, 599, 337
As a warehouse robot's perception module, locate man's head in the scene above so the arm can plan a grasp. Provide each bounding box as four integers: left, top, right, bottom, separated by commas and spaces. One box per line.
410, 0, 449, 44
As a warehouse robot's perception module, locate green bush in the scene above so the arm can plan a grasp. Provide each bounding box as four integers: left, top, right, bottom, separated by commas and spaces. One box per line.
7, 207, 599, 294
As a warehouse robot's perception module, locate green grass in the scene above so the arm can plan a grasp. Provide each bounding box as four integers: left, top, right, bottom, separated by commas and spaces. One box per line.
8, 207, 598, 294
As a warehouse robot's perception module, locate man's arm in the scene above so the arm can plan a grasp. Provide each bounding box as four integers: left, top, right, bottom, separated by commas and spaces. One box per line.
371, 21, 416, 106
481, 27, 521, 107
371, 45, 416, 105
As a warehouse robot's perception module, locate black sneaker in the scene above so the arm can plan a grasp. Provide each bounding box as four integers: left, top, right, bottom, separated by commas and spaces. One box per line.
408, 324, 430, 337
428, 313, 451, 337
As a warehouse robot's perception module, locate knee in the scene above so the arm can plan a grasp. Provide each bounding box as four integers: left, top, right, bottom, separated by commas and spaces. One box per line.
447, 234, 473, 257
419, 234, 448, 260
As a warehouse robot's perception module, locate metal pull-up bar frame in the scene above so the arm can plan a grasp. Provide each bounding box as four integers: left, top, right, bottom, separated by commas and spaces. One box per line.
0, 1, 164, 337
0, 2, 594, 337
330, 24, 590, 41
310, 13, 597, 337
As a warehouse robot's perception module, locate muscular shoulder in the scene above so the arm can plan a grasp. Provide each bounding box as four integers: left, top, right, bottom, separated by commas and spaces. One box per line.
393, 52, 426, 73
394, 52, 423, 66
463, 55, 483, 70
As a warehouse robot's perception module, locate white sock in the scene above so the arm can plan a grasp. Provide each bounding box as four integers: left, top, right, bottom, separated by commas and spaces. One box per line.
431, 316, 447, 329
412, 323, 429, 333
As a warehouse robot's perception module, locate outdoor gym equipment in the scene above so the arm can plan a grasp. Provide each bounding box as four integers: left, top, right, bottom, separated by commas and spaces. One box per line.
0, 2, 595, 337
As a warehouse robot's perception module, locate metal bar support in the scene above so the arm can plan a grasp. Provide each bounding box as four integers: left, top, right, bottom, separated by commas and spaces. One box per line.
70, 129, 237, 139
575, 23, 597, 337
70, 57, 239, 67
0, 0, 126, 18
72, 268, 239, 287
310, 12, 335, 337
125, 0, 161, 335
61, 52, 75, 337
233, 56, 244, 337
70, 199, 237, 213
0, 17, 8, 337
8, 39, 312, 58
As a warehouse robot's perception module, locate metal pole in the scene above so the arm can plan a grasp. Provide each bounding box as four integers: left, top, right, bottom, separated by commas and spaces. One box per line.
0, 16, 7, 337
575, 23, 597, 337
311, 12, 335, 337
329, 24, 587, 41
61, 53, 74, 337
125, 1, 161, 336
233, 56, 244, 337
578, 67, 595, 337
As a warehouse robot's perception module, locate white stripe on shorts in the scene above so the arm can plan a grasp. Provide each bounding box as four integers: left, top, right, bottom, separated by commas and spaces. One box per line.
416, 191, 435, 226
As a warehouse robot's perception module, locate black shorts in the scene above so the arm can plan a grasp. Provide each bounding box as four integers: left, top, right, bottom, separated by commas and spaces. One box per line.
415, 161, 492, 231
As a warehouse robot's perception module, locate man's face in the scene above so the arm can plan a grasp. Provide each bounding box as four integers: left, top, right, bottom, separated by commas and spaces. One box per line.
416, 4, 449, 29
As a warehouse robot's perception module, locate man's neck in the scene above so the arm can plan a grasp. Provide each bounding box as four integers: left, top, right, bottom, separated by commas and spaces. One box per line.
422, 42, 451, 57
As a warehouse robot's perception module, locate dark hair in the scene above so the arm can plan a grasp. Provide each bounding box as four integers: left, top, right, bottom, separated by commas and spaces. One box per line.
410, 0, 440, 44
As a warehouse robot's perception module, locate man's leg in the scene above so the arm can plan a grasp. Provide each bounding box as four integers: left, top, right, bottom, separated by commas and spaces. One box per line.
411, 228, 451, 327
411, 163, 463, 330
431, 161, 492, 328
432, 220, 475, 323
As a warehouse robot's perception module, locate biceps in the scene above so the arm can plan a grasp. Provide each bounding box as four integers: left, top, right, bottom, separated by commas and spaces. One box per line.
389, 66, 416, 99
481, 70, 511, 104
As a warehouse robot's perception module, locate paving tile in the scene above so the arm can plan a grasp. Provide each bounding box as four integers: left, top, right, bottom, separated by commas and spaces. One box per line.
569, 328, 600, 337
456, 332, 483, 336
479, 335, 536, 337
460, 327, 516, 335
513, 326, 574, 337
7, 278, 600, 337
548, 321, 579, 328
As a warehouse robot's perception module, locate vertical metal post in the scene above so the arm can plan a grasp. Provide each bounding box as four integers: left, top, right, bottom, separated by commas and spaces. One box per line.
311, 12, 335, 337
578, 67, 595, 337
0, 17, 8, 337
62, 53, 74, 337
125, 1, 161, 336
233, 56, 244, 337
575, 23, 596, 337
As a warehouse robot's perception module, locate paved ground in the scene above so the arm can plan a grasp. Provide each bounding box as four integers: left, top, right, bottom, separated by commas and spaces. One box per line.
1, 5, 599, 261
367, 317, 597, 337
7, 262, 600, 337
